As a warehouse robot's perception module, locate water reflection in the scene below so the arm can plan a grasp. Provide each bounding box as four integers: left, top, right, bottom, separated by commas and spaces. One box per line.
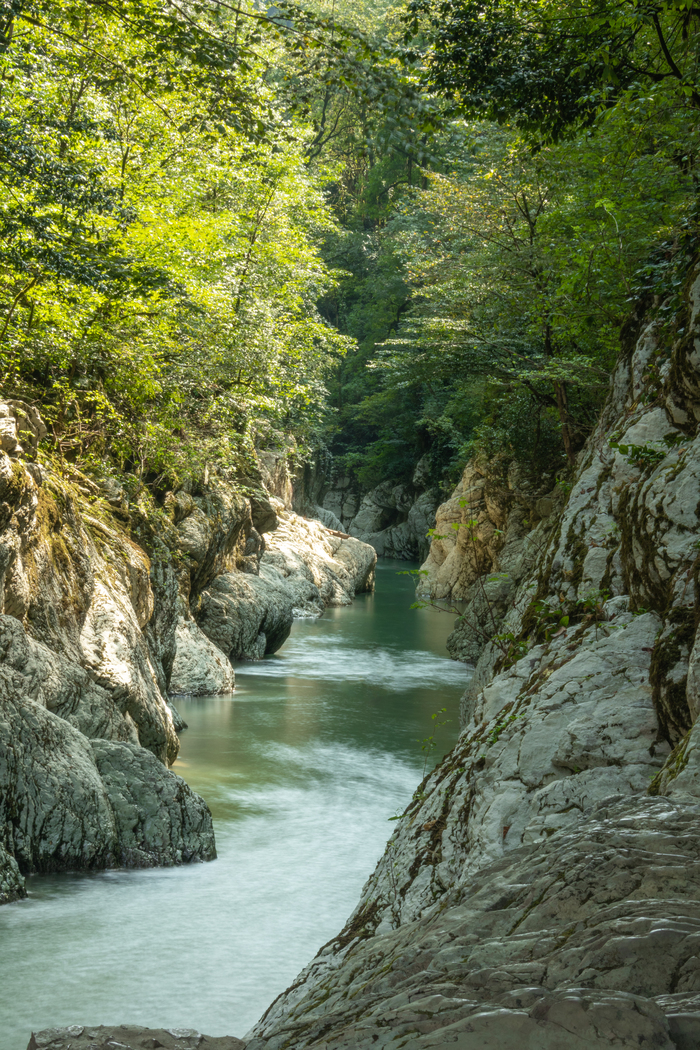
0, 561, 468, 1049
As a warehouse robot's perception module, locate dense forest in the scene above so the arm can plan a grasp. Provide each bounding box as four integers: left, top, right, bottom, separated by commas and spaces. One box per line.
1, 0, 699, 499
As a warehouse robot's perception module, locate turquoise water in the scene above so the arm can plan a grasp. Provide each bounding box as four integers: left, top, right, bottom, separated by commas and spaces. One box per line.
0, 561, 467, 1049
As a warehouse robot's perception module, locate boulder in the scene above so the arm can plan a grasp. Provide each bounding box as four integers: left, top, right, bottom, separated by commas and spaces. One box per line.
264, 509, 376, 605
169, 617, 235, 696
196, 509, 376, 658
197, 569, 296, 659
0, 666, 214, 874
91, 740, 216, 866
313, 504, 343, 531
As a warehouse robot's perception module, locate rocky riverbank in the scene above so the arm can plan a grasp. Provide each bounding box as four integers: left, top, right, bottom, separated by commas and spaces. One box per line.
0, 408, 376, 906
235, 267, 700, 1047
19, 260, 700, 1046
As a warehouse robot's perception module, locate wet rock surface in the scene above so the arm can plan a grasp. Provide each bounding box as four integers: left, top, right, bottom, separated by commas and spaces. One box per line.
27, 1027, 245, 1050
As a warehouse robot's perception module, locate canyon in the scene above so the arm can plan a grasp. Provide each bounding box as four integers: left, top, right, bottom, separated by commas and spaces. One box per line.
9, 263, 700, 1050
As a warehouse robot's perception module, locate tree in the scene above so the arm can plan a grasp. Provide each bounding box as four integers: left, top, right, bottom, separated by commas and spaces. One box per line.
404, 0, 700, 140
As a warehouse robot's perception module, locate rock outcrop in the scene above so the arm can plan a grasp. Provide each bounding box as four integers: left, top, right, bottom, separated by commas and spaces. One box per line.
0, 841, 24, 904
298, 456, 440, 562
0, 435, 219, 890
27, 1027, 245, 1050
195, 503, 376, 661
417, 460, 557, 665
23, 266, 700, 1050
0, 401, 377, 899
169, 618, 236, 696
241, 264, 700, 1046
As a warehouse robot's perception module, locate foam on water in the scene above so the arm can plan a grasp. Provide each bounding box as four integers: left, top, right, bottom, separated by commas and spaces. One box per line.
239, 637, 468, 690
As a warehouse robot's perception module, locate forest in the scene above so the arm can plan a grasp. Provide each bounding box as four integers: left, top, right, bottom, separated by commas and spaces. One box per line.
0, 0, 699, 500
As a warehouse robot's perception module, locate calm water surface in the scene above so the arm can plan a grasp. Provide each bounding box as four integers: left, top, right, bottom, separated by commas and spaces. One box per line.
0, 561, 468, 1049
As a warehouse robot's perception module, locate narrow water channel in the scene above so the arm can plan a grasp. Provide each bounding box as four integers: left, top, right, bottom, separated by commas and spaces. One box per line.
0, 561, 468, 1050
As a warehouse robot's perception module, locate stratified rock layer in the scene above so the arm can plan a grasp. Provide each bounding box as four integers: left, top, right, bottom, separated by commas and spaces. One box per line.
248, 798, 700, 1050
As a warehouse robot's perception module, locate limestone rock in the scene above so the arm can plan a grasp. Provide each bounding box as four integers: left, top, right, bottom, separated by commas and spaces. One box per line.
264, 509, 376, 607
345, 481, 438, 562
247, 798, 700, 1049
80, 577, 179, 765
0, 668, 120, 872
170, 617, 235, 696
196, 509, 376, 658
6, 400, 47, 457
197, 569, 296, 659
244, 266, 700, 1050
0, 664, 214, 873
0, 613, 139, 743
0, 840, 25, 904
91, 740, 216, 866
0, 403, 22, 456
27, 1026, 245, 1050
312, 504, 343, 531
319, 475, 361, 526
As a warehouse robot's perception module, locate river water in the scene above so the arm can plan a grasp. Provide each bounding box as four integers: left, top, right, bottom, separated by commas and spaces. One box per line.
0, 561, 468, 1049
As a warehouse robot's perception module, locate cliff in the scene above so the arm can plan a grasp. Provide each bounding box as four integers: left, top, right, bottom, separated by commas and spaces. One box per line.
0, 408, 376, 906
235, 264, 700, 1048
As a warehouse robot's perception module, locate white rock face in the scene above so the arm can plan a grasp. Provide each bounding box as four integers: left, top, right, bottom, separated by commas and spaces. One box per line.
415, 463, 557, 664
346, 482, 438, 561
245, 268, 700, 1048
317, 460, 439, 562
169, 619, 235, 696
265, 508, 376, 607
196, 508, 376, 659
0, 843, 23, 904
248, 797, 700, 1050
0, 438, 250, 887
81, 577, 178, 765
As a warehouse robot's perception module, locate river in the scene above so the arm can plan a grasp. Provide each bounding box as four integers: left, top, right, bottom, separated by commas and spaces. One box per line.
0, 561, 468, 1049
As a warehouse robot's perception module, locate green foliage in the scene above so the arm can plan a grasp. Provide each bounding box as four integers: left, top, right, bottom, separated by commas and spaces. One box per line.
405, 0, 700, 140
0, 0, 353, 488
418, 706, 451, 775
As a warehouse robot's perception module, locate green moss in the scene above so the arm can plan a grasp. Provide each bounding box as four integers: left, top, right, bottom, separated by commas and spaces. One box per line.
648, 731, 691, 795
649, 608, 696, 743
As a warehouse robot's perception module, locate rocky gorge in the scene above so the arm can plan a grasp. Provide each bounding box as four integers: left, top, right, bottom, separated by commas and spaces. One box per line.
288, 454, 440, 564
0, 405, 376, 909
35, 260, 700, 1050
13, 264, 700, 1049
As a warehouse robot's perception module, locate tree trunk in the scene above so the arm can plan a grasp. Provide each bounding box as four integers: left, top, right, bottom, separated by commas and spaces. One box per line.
554, 380, 576, 467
